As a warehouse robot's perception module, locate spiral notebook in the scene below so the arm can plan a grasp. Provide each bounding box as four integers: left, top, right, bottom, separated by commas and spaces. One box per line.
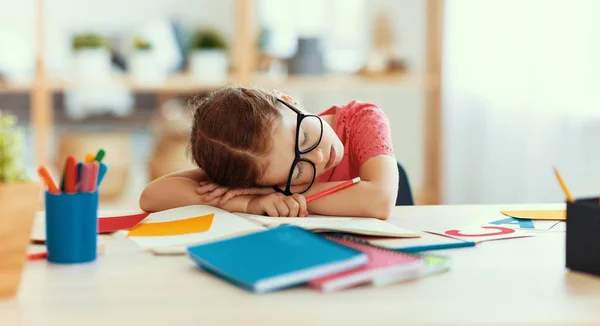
308, 234, 425, 292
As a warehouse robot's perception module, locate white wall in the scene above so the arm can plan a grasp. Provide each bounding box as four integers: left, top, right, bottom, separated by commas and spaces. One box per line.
0, 0, 429, 198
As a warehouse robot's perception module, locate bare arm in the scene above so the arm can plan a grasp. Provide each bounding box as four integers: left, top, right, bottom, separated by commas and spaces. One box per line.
139, 169, 251, 213
295, 155, 399, 219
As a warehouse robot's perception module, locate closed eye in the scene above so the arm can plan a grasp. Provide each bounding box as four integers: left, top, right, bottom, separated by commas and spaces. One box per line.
301, 131, 309, 147
294, 164, 304, 181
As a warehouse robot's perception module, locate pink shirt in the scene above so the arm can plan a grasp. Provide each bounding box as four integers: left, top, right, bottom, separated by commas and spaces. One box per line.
316, 100, 395, 183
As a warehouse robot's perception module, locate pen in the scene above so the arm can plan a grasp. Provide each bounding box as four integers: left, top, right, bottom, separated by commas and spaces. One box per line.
395, 241, 476, 253
305, 177, 361, 203
553, 166, 574, 202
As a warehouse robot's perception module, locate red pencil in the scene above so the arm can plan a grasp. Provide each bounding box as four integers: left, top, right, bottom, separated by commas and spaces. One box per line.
64, 156, 77, 194
305, 177, 361, 203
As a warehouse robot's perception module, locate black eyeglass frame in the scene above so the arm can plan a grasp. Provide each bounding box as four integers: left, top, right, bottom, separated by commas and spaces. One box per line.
272, 98, 324, 196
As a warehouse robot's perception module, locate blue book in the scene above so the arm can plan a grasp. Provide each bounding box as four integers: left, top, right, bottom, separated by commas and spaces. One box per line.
187, 225, 368, 293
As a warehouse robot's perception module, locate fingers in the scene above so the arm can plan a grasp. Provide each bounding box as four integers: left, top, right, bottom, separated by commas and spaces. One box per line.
196, 182, 218, 195
274, 197, 290, 217
264, 202, 280, 217
204, 186, 229, 201
284, 196, 301, 217
292, 194, 308, 217
219, 189, 242, 206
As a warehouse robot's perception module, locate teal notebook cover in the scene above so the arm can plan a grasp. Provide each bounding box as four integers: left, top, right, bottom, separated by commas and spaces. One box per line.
187, 225, 368, 293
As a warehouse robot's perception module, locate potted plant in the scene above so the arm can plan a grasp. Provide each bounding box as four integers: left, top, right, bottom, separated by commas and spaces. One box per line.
72, 33, 112, 81
188, 28, 229, 83
0, 112, 41, 300
129, 36, 166, 86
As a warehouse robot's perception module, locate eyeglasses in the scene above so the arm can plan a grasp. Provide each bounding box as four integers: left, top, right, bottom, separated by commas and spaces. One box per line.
273, 98, 324, 196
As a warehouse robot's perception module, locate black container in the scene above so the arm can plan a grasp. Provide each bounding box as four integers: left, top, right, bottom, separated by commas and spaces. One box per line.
566, 197, 600, 276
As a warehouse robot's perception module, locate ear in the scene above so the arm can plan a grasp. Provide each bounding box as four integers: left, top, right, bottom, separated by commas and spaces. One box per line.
272, 89, 298, 105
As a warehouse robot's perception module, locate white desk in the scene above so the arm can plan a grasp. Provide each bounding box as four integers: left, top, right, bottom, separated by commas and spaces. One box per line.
2, 204, 600, 326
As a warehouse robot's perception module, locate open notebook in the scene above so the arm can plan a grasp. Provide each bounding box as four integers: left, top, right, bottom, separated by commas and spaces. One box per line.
112, 205, 419, 254
236, 213, 419, 238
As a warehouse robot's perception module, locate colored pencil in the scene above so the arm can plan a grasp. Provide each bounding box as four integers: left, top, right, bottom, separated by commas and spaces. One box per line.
64, 156, 77, 194
88, 162, 99, 192
37, 166, 61, 194
305, 177, 361, 203
95, 148, 106, 162
553, 166, 574, 202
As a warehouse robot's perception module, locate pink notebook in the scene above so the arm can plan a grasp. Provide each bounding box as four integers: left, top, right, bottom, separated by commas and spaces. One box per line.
309, 235, 424, 292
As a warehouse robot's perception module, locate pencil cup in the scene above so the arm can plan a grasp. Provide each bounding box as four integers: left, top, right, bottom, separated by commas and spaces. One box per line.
45, 191, 98, 264
566, 197, 600, 277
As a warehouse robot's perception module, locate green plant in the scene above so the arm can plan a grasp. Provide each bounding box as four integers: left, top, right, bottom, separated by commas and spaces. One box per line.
132, 36, 152, 51
190, 28, 228, 51
0, 112, 28, 182
72, 33, 110, 50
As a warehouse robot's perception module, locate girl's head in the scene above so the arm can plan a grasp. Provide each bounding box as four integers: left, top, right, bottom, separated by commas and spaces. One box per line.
189, 87, 344, 192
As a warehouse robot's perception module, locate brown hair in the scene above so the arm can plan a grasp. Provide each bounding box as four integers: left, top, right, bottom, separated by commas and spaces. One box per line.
189, 86, 280, 187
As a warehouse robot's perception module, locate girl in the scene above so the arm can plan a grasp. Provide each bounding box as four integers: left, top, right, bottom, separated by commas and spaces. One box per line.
139, 87, 399, 219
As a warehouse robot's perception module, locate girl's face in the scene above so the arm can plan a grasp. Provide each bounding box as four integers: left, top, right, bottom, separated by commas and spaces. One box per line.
257, 94, 344, 189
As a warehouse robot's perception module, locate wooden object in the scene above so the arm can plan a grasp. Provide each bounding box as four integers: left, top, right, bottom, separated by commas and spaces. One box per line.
0, 182, 41, 299
2, 204, 596, 325
423, 0, 444, 204
234, 0, 255, 84
31, 0, 53, 166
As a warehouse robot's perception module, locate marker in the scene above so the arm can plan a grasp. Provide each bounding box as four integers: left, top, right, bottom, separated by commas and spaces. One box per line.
553, 166, 574, 202
94, 148, 106, 163
88, 162, 99, 192
79, 163, 91, 192
305, 177, 361, 203
84, 152, 95, 163
64, 156, 77, 194
97, 163, 108, 187
395, 241, 476, 253
37, 166, 60, 194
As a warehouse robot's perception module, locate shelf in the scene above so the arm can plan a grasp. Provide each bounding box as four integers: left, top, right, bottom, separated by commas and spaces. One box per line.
0, 72, 438, 95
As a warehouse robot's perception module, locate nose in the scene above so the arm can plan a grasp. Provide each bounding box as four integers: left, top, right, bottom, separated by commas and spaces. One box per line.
304, 147, 324, 165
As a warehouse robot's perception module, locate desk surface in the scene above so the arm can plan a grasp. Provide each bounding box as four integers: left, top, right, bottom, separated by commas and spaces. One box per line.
2, 204, 600, 326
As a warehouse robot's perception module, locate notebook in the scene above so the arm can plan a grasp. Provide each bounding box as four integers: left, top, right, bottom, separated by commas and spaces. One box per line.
187, 225, 368, 293
126, 205, 264, 250
308, 235, 424, 293
236, 213, 419, 238
373, 253, 451, 286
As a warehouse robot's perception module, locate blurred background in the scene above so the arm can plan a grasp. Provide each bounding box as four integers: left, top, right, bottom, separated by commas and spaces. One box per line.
0, 0, 598, 210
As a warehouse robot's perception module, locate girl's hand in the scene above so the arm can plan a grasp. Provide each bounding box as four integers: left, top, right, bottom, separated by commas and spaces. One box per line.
247, 193, 308, 217
196, 181, 276, 206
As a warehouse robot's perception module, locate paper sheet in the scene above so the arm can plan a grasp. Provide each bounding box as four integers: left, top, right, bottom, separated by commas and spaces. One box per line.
126, 206, 264, 249
501, 210, 566, 220
235, 213, 419, 238
488, 217, 560, 230
426, 225, 535, 243
127, 214, 214, 237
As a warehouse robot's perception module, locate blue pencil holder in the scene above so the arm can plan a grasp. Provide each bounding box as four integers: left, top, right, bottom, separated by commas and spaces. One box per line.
45, 191, 99, 264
